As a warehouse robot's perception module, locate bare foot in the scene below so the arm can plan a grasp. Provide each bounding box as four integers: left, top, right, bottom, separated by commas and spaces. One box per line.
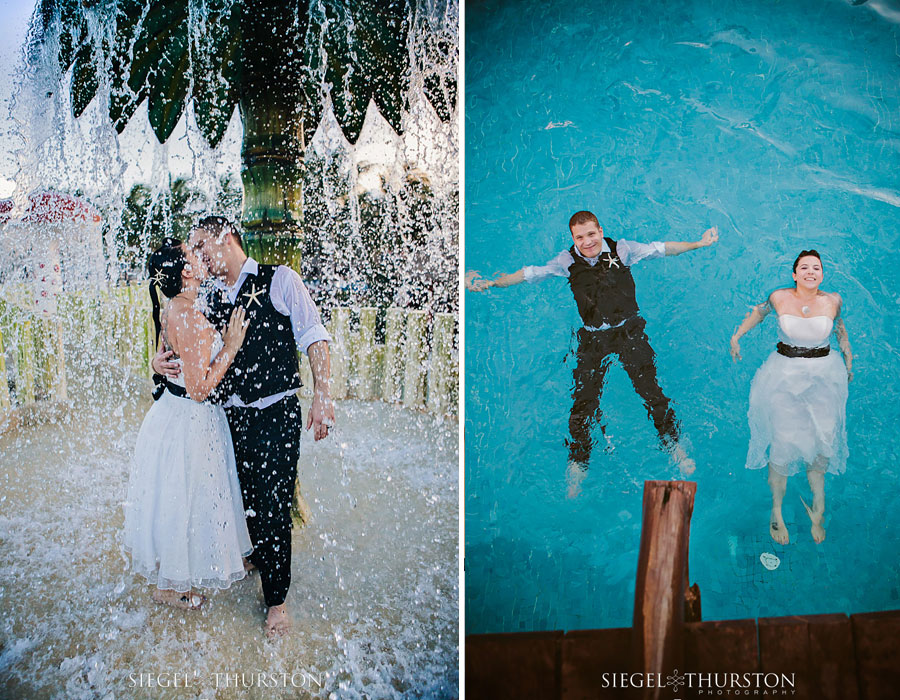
566, 461, 587, 499
801, 497, 826, 544
671, 444, 696, 476
769, 509, 789, 545
265, 604, 292, 639
243, 558, 256, 572
152, 588, 206, 610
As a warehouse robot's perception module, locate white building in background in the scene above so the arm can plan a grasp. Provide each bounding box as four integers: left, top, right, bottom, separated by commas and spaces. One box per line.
0, 191, 104, 316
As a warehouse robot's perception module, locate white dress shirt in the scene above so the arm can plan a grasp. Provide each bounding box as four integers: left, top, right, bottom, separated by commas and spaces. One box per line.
522, 238, 665, 330
216, 258, 331, 409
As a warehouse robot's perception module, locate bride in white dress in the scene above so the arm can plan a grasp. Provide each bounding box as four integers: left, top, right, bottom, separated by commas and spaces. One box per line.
123, 239, 250, 609
730, 250, 853, 545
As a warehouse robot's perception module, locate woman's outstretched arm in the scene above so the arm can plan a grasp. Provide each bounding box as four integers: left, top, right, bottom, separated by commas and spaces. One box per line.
833, 294, 853, 381
730, 295, 774, 361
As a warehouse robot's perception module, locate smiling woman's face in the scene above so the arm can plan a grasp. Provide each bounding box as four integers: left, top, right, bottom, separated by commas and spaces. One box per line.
792, 255, 823, 290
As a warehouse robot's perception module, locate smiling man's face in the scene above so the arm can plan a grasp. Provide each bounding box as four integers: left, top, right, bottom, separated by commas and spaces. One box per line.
570, 220, 605, 258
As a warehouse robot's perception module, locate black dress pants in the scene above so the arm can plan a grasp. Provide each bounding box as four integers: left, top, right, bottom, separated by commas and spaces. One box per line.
567, 317, 679, 465
225, 394, 303, 607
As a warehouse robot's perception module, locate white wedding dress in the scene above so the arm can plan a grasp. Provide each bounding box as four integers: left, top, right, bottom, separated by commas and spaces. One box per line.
123, 334, 251, 592
746, 314, 849, 477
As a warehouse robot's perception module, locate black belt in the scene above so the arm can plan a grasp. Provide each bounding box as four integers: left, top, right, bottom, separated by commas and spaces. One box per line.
777, 342, 830, 358
151, 374, 190, 401
165, 381, 190, 398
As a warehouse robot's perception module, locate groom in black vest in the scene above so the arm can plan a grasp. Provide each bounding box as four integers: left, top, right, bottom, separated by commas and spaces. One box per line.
153, 216, 334, 637
466, 210, 718, 495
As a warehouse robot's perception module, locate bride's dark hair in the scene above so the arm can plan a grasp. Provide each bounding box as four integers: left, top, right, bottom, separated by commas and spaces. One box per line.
148, 237, 186, 349
792, 249, 822, 273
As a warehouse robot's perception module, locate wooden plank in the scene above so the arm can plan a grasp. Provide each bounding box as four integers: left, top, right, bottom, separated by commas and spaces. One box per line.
561, 628, 631, 700
382, 308, 404, 403
631, 480, 696, 699
684, 619, 759, 673
328, 307, 350, 399
426, 312, 454, 414
402, 310, 427, 409
356, 307, 376, 400
467, 631, 562, 700
803, 614, 858, 700
851, 610, 900, 700
0, 326, 11, 409
759, 616, 811, 699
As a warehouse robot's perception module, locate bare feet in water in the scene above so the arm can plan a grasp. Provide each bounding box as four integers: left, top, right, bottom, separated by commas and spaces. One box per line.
801, 496, 826, 544
769, 508, 789, 545
671, 444, 696, 476
265, 604, 292, 639
152, 588, 206, 610
566, 461, 587, 499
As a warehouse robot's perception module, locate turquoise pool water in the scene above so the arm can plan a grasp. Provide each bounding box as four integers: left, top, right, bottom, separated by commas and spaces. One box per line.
465, 0, 900, 635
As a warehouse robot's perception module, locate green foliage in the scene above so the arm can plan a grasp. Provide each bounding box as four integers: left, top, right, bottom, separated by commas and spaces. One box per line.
115, 175, 242, 270
39, 0, 455, 148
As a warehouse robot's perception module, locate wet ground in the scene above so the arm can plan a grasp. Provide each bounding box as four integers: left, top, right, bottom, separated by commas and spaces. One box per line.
0, 389, 458, 699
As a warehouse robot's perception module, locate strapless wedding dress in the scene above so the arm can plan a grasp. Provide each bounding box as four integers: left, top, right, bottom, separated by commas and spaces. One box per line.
123, 334, 252, 591
746, 314, 849, 477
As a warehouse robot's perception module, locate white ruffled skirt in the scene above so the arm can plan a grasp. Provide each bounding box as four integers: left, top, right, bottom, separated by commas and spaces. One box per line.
746, 350, 849, 477
123, 390, 252, 592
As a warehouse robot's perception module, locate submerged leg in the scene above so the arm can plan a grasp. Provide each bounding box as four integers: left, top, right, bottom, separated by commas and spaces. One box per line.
768, 464, 789, 545
618, 322, 693, 475
804, 462, 827, 544
566, 332, 612, 498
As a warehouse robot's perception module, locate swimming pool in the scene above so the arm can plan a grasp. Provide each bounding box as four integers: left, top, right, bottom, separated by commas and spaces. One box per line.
465, 0, 900, 635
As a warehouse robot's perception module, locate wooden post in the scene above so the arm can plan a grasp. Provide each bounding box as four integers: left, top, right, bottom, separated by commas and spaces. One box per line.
402, 310, 428, 409
356, 307, 377, 400
426, 312, 455, 414
0, 327, 11, 410
328, 307, 350, 400
16, 318, 36, 405
382, 307, 405, 403
632, 480, 697, 698
49, 318, 67, 402
291, 476, 312, 529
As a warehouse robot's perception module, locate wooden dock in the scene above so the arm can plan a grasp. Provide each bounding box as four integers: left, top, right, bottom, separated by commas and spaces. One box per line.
466, 481, 900, 700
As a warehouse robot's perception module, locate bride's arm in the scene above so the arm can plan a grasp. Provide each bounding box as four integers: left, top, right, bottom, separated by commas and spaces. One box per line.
833, 294, 853, 381
730, 293, 775, 361
174, 307, 248, 402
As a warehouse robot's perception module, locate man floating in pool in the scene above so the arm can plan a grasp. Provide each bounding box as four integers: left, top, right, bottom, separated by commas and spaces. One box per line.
466, 211, 718, 496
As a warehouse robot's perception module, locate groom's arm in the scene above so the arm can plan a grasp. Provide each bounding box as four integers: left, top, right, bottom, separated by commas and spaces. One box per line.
664, 226, 719, 256
306, 340, 334, 441
270, 266, 334, 440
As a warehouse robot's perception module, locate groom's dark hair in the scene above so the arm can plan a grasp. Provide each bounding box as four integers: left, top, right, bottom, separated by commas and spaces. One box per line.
197, 215, 242, 247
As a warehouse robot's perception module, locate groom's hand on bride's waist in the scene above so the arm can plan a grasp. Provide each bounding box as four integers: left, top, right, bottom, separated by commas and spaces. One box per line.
151, 348, 182, 379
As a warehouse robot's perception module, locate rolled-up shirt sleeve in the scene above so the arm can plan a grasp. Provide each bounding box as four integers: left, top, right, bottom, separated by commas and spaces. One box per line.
616, 239, 665, 266
271, 266, 332, 355
522, 250, 574, 281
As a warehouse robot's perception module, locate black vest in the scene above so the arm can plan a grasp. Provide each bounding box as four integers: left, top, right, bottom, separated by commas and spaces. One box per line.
205, 264, 302, 404
567, 239, 641, 327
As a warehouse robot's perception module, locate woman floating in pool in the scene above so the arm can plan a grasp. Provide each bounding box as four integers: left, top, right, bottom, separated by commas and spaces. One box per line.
730, 250, 852, 545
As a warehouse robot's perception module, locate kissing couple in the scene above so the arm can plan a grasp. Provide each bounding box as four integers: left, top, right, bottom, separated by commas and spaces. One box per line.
122, 215, 334, 638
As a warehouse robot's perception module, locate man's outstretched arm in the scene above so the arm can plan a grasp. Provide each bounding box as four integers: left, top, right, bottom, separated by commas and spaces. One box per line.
664, 226, 719, 256
465, 269, 525, 291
